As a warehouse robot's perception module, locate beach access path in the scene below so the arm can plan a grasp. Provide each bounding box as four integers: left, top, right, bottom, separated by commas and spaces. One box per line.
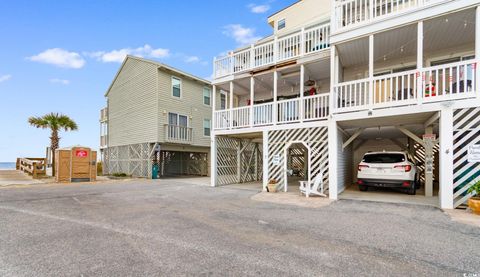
0, 170, 44, 186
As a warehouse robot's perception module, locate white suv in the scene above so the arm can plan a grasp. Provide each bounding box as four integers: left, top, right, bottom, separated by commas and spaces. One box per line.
357, 151, 419, 195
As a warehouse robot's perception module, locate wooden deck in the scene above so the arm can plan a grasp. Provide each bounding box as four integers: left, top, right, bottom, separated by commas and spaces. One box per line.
0, 170, 44, 186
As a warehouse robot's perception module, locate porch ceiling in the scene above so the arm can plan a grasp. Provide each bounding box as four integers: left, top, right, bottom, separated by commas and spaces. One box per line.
336, 7, 476, 68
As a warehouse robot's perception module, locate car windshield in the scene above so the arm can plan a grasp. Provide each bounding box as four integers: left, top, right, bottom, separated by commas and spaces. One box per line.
363, 153, 405, 163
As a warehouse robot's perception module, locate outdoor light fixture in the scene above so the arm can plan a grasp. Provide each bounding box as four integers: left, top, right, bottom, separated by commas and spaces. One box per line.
304, 78, 315, 86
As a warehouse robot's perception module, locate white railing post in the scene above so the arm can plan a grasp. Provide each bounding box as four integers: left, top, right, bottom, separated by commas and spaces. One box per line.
300, 27, 306, 56
213, 57, 217, 79
417, 21, 424, 104
212, 85, 216, 130
250, 77, 255, 127
273, 36, 278, 64
229, 81, 234, 129
229, 52, 234, 75
369, 0, 374, 21
330, 46, 336, 112
273, 70, 278, 125
368, 35, 374, 106
476, 7, 480, 95
300, 64, 305, 122
250, 44, 255, 69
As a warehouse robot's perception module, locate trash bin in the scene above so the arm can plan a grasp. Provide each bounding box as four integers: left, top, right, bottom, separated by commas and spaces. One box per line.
152, 164, 159, 179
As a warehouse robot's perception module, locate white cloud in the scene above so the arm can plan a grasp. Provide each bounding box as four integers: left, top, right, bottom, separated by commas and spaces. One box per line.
184, 56, 200, 63
248, 4, 270, 13
27, 48, 85, 69
223, 24, 261, 46
0, 74, 12, 83
87, 44, 170, 63
49, 78, 70, 85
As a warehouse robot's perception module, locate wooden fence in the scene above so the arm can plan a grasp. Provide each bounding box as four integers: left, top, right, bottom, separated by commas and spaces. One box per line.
16, 158, 47, 179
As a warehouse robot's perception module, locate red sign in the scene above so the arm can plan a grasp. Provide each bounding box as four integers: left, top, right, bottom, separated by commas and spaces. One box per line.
75, 150, 88, 157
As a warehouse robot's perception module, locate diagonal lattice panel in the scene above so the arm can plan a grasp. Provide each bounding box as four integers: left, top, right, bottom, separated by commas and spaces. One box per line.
453, 107, 480, 207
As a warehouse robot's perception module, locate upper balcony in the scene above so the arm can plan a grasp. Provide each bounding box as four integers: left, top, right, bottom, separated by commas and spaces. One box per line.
164, 124, 193, 144
213, 22, 331, 80
332, 0, 477, 38
100, 107, 108, 122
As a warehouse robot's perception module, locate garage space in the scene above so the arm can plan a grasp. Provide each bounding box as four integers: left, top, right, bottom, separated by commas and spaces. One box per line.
158, 151, 208, 177
335, 111, 441, 206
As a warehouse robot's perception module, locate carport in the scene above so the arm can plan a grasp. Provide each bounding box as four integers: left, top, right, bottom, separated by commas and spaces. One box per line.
335, 111, 440, 206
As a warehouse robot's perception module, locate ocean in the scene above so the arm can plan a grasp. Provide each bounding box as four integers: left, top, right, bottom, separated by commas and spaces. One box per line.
0, 162, 16, 170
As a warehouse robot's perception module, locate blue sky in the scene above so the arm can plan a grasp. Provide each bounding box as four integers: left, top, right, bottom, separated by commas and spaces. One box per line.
0, 0, 295, 162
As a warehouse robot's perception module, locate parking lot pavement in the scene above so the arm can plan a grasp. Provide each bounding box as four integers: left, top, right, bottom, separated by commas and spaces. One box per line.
0, 179, 479, 276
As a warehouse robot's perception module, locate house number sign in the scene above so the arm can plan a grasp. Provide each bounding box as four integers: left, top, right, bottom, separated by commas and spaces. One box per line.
468, 144, 480, 163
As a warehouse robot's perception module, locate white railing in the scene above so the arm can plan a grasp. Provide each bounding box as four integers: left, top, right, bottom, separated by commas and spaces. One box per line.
100, 135, 107, 148
277, 32, 302, 62
253, 102, 274, 126
214, 110, 230, 130
214, 23, 331, 78
100, 107, 108, 122
213, 94, 330, 131
165, 125, 193, 144
231, 106, 250, 128
304, 94, 330, 121
214, 56, 232, 79
254, 41, 275, 68
278, 98, 301, 123
233, 49, 252, 74
334, 0, 429, 30
333, 60, 478, 113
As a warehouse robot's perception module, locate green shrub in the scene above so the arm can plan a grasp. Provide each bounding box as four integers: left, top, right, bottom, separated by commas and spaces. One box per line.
467, 180, 480, 197
112, 172, 128, 177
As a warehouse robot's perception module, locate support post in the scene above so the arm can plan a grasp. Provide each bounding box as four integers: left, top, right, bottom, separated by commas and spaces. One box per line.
237, 140, 242, 183
417, 21, 424, 104
476, 7, 480, 94
424, 125, 434, 197
300, 27, 306, 56
369, 34, 374, 105
328, 119, 338, 200
300, 64, 305, 122
212, 85, 216, 130
250, 77, 255, 127
330, 46, 336, 111
229, 81, 234, 129
262, 130, 269, 191
439, 107, 454, 209
273, 70, 278, 124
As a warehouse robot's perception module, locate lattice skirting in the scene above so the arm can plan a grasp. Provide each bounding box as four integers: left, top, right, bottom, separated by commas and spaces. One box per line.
453, 107, 480, 208
215, 136, 262, 186
268, 127, 329, 193
104, 143, 155, 178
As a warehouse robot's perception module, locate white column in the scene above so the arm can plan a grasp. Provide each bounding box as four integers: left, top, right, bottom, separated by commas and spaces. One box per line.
476, 7, 480, 93
210, 135, 217, 187
273, 70, 278, 124
300, 27, 306, 56
368, 34, 374, 105
328, 119, 338, 200
250, 44, 255, 69
212, 85, 216, 130
417, 21, 424, 103
424, 125, 434, 197
330, 46, 336, 111
229, 81, 234, 129
300, 64, 305, 122
262, 130, 269, 191
250, 77, 255, 127
273, 36, 278, 64
439, 107, 454, 209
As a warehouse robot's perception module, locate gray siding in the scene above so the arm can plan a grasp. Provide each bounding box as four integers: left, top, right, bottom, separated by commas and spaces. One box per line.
108, 58, 158, 147
157, 69, 213, 148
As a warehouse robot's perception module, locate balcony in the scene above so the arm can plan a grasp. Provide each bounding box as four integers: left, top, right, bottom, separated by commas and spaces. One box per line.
333, 0, 442, 31
213, 94, 330, 130
164, 124, 193, 144
333, 59, 478, 113
100, 107, 108, 122
214, 22, 331, 79
100, 135, 107, 148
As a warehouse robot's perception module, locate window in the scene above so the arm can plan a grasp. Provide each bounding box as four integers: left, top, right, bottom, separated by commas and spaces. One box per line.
220, 91, 226, 110
172, 77, 181, 98
363, 153, 405, 163
203, 119, 211, 137
278, 19, 286, 30
203, 87, 211, 106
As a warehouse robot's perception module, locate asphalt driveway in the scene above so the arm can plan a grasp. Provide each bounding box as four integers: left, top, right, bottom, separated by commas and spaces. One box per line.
0, 179, 479, 276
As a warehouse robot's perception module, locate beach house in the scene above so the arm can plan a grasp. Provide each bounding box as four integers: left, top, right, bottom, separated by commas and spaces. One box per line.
210, 0, 480, 209
100, 56, 216, 178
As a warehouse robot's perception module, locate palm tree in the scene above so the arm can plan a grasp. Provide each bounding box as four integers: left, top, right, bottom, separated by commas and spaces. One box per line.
28, 113, 78, 176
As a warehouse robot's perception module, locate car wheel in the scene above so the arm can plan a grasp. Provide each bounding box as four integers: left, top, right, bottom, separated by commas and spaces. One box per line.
359, 185, 368, 191
407, 182, 416, 195
415, 175, 421, 190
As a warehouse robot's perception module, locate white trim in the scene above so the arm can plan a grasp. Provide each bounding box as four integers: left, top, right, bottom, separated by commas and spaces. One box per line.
283, 140, 311, 193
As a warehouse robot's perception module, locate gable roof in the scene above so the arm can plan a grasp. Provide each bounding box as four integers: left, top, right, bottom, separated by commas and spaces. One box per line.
104, 55, 211, 97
